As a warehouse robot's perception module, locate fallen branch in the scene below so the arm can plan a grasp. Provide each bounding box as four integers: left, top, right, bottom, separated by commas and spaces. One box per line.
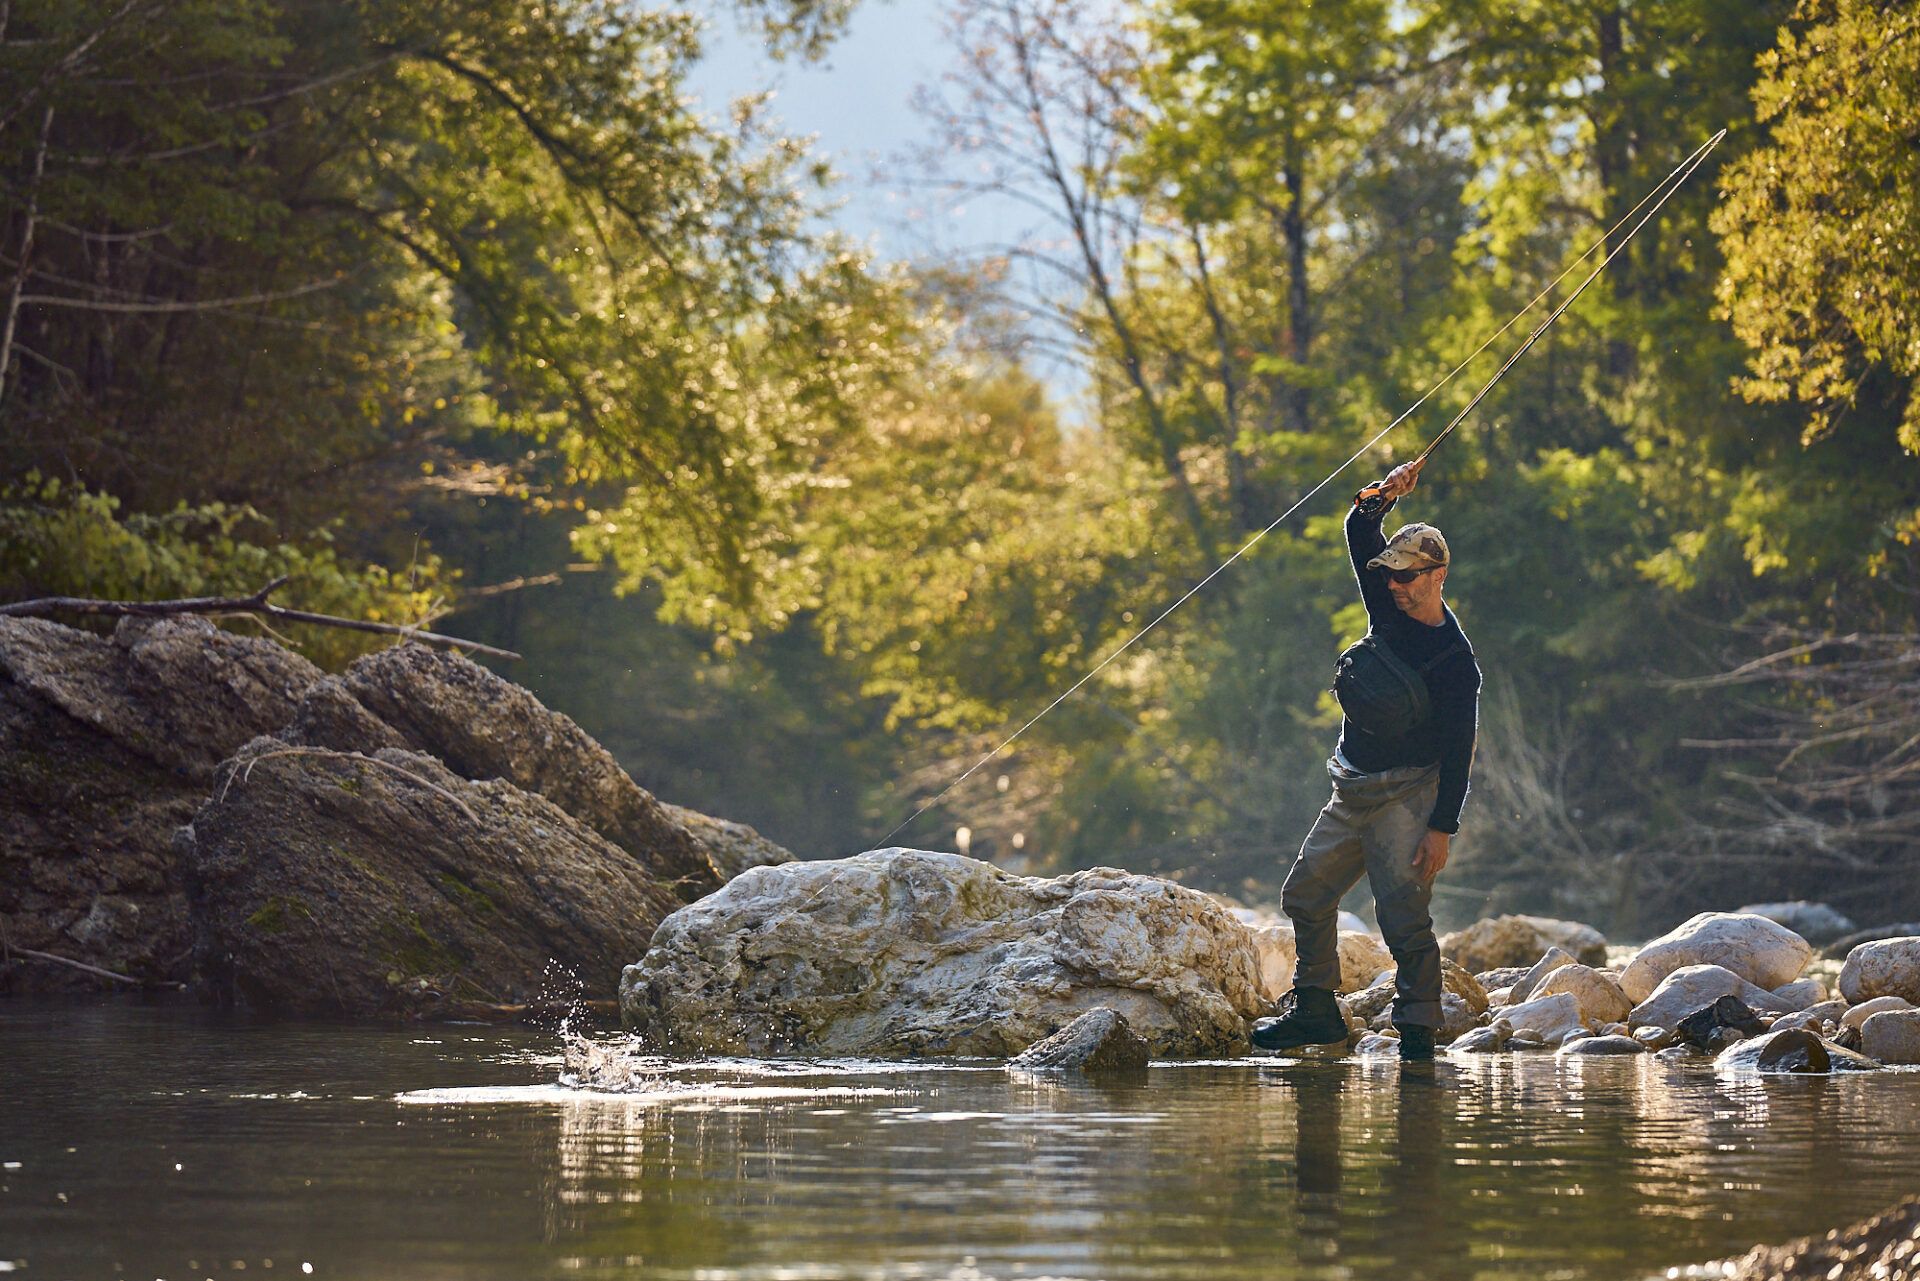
2, 944, 185, 989
0, 576, 521, 660
439, 998, 622, 1025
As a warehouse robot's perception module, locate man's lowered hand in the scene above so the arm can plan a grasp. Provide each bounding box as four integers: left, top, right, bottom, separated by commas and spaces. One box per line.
1412, 828, 1450, 883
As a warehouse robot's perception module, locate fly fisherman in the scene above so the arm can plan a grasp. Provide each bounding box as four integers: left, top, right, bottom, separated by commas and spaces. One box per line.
1251, 456, 1481, 1063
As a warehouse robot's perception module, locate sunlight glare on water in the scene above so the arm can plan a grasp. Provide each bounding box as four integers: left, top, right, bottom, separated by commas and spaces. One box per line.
3, 1003, 1919, 1281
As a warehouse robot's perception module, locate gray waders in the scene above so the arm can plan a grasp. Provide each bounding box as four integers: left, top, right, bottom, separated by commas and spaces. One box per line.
1281, 755, 1444, 1030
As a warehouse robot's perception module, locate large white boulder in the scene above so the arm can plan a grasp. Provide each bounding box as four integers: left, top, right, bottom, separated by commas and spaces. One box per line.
1619, 913, 1812, 1002
1499, 991, 1588, 1043
1236, 916, 1386, 1001
1860, 1009, 1920, 1065
1628, 963, 1795, 1031
619, 849, 1265, 1057
1441, 915, 1608, 971
1534, 964, 1632, 1027
1838, 937, 1920, 1004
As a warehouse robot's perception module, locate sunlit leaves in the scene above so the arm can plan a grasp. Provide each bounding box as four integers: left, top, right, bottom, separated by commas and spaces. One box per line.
1714, 0, 1920, 451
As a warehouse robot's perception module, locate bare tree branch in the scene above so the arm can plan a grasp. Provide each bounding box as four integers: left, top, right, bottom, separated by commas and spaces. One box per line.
1, 577, 522, 660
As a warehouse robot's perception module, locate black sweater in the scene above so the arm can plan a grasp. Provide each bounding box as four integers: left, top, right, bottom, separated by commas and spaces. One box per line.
1336, 500, 1482, 833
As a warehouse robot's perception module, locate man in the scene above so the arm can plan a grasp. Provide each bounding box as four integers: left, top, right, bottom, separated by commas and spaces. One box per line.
1251, 456, 1481, 1062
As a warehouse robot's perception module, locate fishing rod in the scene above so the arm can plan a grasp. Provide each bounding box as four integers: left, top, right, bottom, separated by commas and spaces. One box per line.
1358, 128, 1728, 505
872, 128, 1729, 855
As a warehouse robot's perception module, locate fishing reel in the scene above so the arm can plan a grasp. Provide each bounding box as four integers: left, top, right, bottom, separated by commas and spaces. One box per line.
1352, 483, 1394, 516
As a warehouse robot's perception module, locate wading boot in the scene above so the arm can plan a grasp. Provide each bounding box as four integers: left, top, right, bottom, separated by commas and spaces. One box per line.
1397, 1024, 1436, 1062
1250, 986, 1347, 1051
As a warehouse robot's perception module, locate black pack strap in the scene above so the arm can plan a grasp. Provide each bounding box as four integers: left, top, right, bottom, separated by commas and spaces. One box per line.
1415, 640, 1468, 675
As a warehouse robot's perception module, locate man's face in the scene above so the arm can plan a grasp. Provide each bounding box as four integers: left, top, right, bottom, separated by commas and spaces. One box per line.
1387, 563, 1447, 615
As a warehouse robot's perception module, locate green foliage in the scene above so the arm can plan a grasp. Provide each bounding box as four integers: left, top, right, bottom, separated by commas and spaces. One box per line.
1714, 0, 1920, 451
0, 474, 441, 668
8, 0, 1920, 927
1, 0, 889, 626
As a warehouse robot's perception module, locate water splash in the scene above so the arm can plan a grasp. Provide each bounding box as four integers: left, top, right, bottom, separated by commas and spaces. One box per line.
558, 1033, 663, 1093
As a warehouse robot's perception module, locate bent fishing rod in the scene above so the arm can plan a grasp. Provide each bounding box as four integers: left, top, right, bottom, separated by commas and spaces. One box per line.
870, 128, 1728, 856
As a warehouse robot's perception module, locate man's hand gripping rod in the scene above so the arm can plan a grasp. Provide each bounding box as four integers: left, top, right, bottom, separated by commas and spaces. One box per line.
1355, 127, 1726, 509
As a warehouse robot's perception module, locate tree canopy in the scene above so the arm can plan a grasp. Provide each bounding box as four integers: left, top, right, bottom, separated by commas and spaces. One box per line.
6, 0, 1918, 931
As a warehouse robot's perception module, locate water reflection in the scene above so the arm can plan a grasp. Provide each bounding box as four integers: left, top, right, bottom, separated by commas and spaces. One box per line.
524, 1053, 1920, 1281
4, 1005, 1920, 1281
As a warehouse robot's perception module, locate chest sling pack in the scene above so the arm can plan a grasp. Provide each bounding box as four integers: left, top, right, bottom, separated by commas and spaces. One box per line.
1333, 633, 1466, 740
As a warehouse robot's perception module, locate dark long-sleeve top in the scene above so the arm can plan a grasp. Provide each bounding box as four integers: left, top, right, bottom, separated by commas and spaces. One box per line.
1337, 499, 1482, 833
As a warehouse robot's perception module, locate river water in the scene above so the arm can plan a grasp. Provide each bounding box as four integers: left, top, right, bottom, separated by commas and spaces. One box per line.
4, 1001, 1919, 1281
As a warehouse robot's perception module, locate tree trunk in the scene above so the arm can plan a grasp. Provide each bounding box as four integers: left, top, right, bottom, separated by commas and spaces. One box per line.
1592, 4, 1636, 378
1282, 124, 1313, 435
0, 106, 53, 406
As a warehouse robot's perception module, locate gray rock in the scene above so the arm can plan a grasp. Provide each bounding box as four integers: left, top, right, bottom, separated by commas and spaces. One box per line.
1768, 977, 1827, 1011
1348, 961, 1484, 1027
1534, 963, 1632, 1026
1557, 1034, 1645, 1056
1009, 1008, 1151, 1073
1824, 923, 1920, 959
1860, 1009, 1920, 1065
620, 849, 1266, 1058
1499, 991, 1587, 1043
1, 617, 323, 992
1620, 912, 1812, 1003
1769, 1002, 1847, 1035
293, 645, 790, 895
1347, 974, 1398, 1023
1441, 915, 1608, 971
1674, 995, 1768, 1053
1736, 901, 1857, 947
184, 741, 679, 1016
1628, 964, 1794, 1031
660, 802, 793, 884
1713, 1027, 1881, 1074
1474, 966, 1530, 992
1839, 937, 1920, 1005
1840, 995, 1913, 1032
1352, 1031, 1402, 1057
1448, 1024, 1509, 1054
1440, 992, 1480, 1041
1509, 946, 1576, 1003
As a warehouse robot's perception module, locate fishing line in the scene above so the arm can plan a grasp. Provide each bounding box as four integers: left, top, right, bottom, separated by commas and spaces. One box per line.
869, 128, 1727, 855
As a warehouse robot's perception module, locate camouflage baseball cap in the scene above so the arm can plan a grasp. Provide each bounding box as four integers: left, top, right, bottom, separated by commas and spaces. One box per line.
1366, 522, 1449, 571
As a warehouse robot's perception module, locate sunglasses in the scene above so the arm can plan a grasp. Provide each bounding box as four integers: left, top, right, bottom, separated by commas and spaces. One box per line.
1383, 565, 1440, 584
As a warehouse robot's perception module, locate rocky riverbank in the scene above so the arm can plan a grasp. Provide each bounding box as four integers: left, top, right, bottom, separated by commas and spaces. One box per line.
1, 616, 789, 1013
621, 847, 1920, 1070
1681, 1196, 1920, 1281
10, 615, 1919, 1070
